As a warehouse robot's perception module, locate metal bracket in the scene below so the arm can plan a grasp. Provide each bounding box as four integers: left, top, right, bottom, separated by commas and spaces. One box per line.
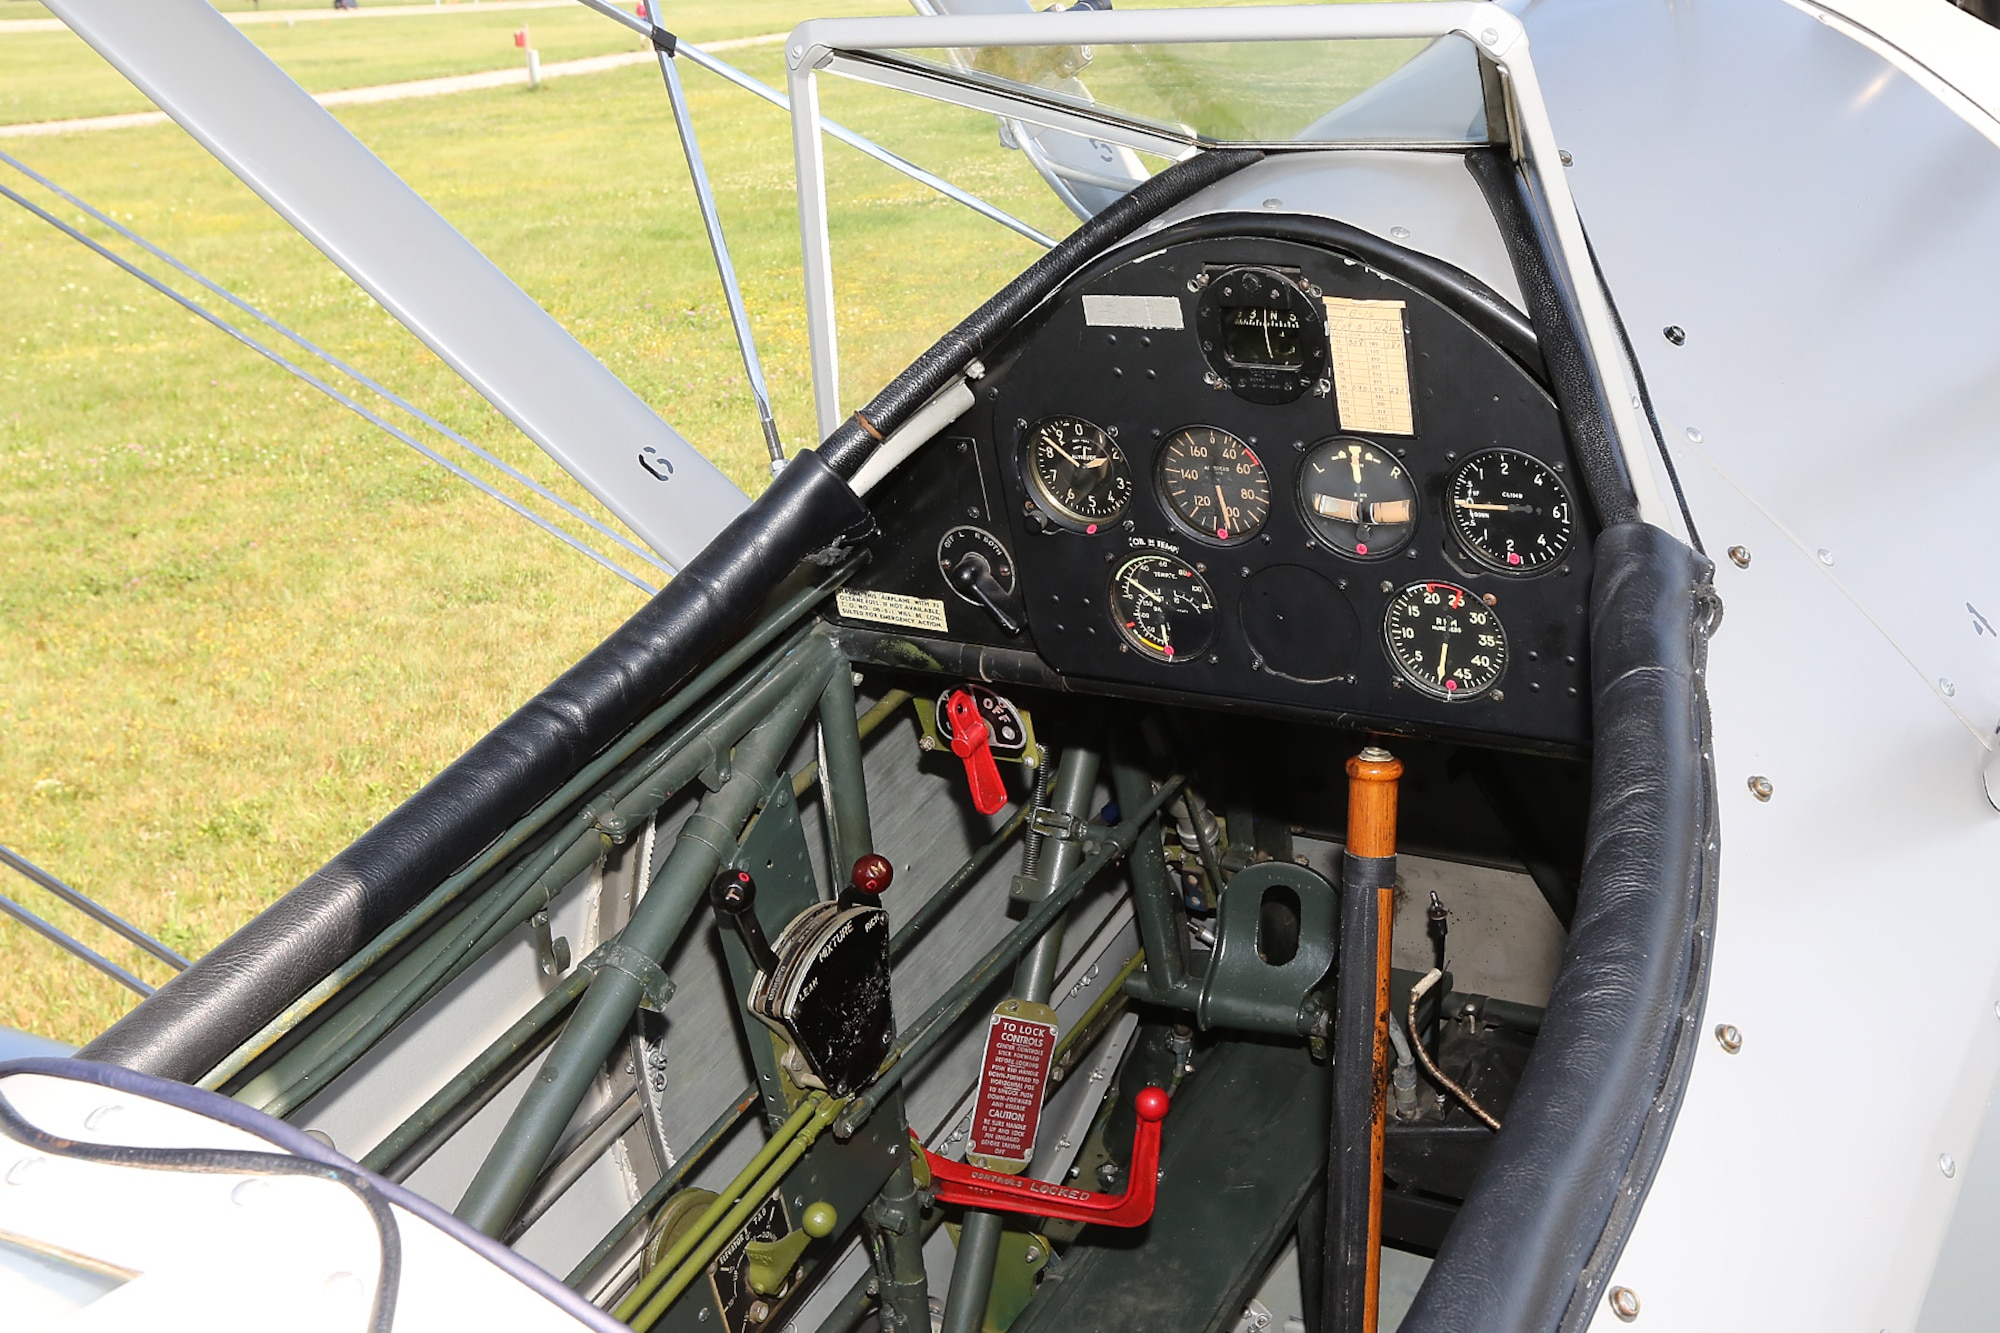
1195, 862, 1338, 1037
589, 939, 677, 1013
1028, 805, 1083, 842
530, 910, 572, 980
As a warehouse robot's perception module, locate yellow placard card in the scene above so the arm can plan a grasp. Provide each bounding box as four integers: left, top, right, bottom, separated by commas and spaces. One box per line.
1324, 297, 1414, 436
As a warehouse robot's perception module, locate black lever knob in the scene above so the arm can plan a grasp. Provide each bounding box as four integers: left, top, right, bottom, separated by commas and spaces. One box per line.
950, 553, 1024, 636
710, 869, 780, 973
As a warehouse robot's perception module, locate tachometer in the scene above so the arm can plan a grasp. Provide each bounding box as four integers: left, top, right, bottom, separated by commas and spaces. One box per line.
1297, 436, 1417, 559
1447, 449, 1574, 574
1109, 553, 1216, 663
1383, 581, 1508, 700
1156, 427, 1270, 545
1023, 415, 1132, 529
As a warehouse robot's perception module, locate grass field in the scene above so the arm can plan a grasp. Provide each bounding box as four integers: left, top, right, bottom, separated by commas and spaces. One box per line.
0, 0, 1404, 1043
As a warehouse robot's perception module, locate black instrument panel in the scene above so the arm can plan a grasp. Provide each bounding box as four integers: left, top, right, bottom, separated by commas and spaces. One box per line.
833, 227, 1594, 750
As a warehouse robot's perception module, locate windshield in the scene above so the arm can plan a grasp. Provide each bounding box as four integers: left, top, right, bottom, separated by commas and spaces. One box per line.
878, 32, 1491, 149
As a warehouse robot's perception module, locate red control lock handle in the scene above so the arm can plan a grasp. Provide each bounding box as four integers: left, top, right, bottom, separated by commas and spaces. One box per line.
946, 690, 1008, 817
921, 1086, 1169, 1228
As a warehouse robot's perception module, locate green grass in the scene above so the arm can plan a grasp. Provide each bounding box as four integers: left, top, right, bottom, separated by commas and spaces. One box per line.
0, 0, 1412, 1044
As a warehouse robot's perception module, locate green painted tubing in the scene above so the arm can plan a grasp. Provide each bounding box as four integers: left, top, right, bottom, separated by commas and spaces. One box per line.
939, 746, 1099, 1333
612, 1092, 829, 1321
455, 649, 837, 1236
887, 804, 1028, 961
1111, 755, 1190, 997
834, 774, 1186, 1140
379, 1007, 568, 1185
816, 663, 871, 880
627, 1096, 846, 1332
253, 639, 830, 1119
563, 1086, 760, 1291
201, 570, 851, 1091
359, 962, 596, 1174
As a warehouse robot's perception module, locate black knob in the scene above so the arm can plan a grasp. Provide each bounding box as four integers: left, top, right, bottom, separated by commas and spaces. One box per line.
711, 869, 780, 973
950, 554, 1024, 636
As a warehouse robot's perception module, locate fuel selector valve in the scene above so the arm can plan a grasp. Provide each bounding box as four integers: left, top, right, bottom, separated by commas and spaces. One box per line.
918, 1086, 1170, 1228
946, 689, 1010, 817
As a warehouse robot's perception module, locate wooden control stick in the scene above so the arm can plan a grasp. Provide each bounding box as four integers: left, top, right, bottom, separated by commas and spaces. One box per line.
1325, 745, 1403, 1333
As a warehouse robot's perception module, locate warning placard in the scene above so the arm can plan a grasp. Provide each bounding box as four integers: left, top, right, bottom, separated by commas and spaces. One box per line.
966, 1000, 1059, 1173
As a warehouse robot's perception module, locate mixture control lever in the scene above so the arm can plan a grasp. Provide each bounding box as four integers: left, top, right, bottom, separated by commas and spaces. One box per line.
949, 552, 1024, 636
918, 1086, 1169, 1228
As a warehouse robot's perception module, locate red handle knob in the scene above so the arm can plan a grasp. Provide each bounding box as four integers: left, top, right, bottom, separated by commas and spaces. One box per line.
946, 690, 1008, 817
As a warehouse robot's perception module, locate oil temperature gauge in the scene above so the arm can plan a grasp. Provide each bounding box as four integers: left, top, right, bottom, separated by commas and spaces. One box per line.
1383, 581, 1508, 701
1109, 553, 1216, 663
1298, 436, 1417, 559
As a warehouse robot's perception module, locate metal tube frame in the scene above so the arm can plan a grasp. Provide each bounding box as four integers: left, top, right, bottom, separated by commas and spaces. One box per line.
0, 842, 188, 971
782, 3, 1674, 531
655, 45, 787, 474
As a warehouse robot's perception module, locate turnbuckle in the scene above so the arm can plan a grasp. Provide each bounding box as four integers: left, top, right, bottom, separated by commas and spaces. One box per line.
918, 1087, 1169, 1228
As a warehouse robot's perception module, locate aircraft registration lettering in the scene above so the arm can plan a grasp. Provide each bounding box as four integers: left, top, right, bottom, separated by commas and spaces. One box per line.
836, 588, 950, 633
1324, 296, 1414, 436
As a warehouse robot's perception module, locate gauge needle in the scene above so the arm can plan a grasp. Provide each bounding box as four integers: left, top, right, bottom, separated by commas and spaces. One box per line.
1455, 500, 1524, 512
1130, 581, 1163, 603
1214, 484, 1236, 528
1437, 641, 1450, 682
1049, 441, 1083, 468
1348, 449, 1364, 485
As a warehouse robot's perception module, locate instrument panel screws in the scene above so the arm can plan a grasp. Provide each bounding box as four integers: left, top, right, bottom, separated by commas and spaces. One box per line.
1748, 775, 1774, 802
1663, 326, 1686, 345
1942, 1153, 1958, 1179
1609, 1286, 1641, 1321
1380, 581, 1394, 593
1817, 549, 1835, 565
1727, 546, 1750, 568
1714, 1024, 1743, 1053
1482, 593, 1498, 607
1940, 679, 1957, 698
919, 735, 937, 752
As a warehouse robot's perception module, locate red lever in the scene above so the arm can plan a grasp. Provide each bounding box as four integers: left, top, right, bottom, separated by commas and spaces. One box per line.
920, 1087, 1169, 1228
946, 690, 1008, 816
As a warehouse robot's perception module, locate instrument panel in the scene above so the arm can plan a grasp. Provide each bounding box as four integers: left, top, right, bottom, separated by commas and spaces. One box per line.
834, 226, 1594, 750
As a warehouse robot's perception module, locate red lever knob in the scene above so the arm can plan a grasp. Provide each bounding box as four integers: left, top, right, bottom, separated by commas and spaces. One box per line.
920, 1086, 1169, 1228
946, 690, 1008, 817
850, 853, 894, 897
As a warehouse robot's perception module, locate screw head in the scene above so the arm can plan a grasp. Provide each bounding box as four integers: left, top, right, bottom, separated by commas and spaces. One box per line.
1727, 545, 1750, 568
1748, 775, 1773, 802
1940, 678, 1957, 698
1663, 325, 1686, 346
1942, 1153, 1958, 1179
1559, 149, 1574, 166
1714, 1023, 1743, 1054
1609, 1286, 1641, 1321
1817, 548, 1835, 566
1685, 426, 1704, 443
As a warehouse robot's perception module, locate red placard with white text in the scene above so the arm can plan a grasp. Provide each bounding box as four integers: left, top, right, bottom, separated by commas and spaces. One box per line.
966, 1000, 1060, 1173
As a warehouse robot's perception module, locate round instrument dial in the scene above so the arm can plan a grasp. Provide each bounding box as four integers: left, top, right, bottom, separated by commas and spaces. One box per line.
1384, 582, 1508, 701
1109, 553, 1216, 663
1194, 266, 1330, 405
1447, 449, 1574, 574
1297, 436, 1417, 559
1024, 415, 1131, 529
1156, 427, 1270, 545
